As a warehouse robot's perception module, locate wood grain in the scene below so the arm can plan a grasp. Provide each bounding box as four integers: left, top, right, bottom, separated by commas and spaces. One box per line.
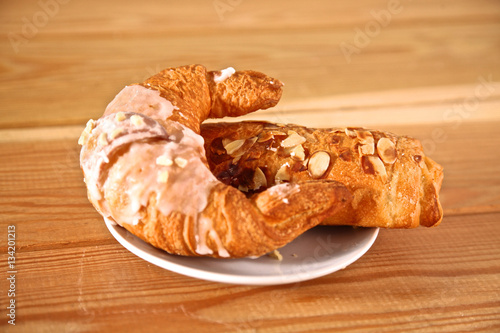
1, 0, 499, 332
1, 0, 499, 128
0, 213, 499, 332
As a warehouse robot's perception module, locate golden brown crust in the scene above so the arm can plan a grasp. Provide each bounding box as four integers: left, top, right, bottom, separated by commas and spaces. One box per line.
140, 65, 283, 133
201, 121, 444, 228
80, 65, 352, 258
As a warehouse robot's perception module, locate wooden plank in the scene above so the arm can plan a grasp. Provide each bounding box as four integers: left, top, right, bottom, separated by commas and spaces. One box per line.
1, 212, 499, 332
1, 0, 499, 128
1, 81, 500, 143
0, 138, 110, 250
1, 80, 500, 144
2, 0, 499, 34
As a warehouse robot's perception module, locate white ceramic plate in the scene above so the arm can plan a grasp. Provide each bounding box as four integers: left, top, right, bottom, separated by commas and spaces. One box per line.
105, 219, 379, 285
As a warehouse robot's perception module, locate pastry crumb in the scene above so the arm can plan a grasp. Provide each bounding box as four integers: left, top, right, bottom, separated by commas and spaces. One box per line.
268, 249, 283, 261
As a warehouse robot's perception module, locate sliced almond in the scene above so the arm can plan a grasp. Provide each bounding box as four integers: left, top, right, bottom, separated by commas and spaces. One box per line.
78, 119, 96, 145
157, 170, 169, 183
281, 131, 306, 148
174, 157, 188, 168
290, 144, 306, 161
84, 119, 95, 133
245, 136, 258, 149
275, 163, 291, 184
344, 128, 357, 138
355, 129, 374, 145
361, 155, 388, 182
156, 155, 173, 166
230, 138, 256, 163
238, 184, 249, 192
253, 167, 268, 190
222, 138, 245, 156
257, 132, 274, 142
110, 128, 124, 140
130, 115, 145, 127
232, 155, 243, 164
358, 143, 375, 156
115, 112, 126, 122
77, 133, 86, 146
98, 133, 108, 146
376, 138, 397, 164
308, 151, 331, 179
330, 128, 344, 134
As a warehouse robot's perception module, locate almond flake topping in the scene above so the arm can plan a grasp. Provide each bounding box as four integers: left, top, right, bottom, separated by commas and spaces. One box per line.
84, 119, 96, 132
344, 128, 357, 138
281, 131, 306, 148
275, 163, 291, 184
174, 157, 188, 168
257, 132, 274, 142
222, 138, 245, 156
253, 167, 268, 190
355, 130, 374, 144
115, 112, 126, 122
97, 133, 108, 146
78, 119, 96, 145
290, 144, 306, 161
358, 143, 375, 156
238, 185, 249, 192
308, 151, 331, 179
376, 138, 397, 164
156, 155, 173, 166
157, 170, 169, 183
361, 155, 388, 182
130, 115, 145, 127
110, 128, 124, 140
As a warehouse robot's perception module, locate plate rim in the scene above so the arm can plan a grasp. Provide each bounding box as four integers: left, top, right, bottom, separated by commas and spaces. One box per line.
105, 219, 379, 286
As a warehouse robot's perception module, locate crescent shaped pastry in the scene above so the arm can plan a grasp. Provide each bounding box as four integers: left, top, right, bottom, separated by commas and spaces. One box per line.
79, 65, 352, 258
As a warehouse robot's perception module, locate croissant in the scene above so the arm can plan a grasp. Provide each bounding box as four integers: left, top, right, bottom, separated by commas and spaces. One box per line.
79, 65, 352, 258
201, 121, 443, 228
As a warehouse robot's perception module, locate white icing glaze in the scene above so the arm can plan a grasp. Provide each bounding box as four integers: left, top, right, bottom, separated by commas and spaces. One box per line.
195, 217, 229, 257
104, 85, 176, 121
96, 119, 217, 226
214, 67, 235, 83
80, 112, 169, 217
81, 85, 233, 257
266, 183, 301, 198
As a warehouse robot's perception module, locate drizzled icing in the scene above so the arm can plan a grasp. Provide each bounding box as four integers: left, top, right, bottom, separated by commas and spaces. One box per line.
195, 217, 230, 257
80, 89, 230, 257
104, 85, 177, 121
104, 125, 217, 226
214, 67, 235, 83
80, 112, 170, 216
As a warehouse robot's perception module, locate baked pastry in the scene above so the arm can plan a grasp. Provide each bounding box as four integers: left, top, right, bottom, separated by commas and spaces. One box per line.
201, 121, 443, 228
79, 65, 352, 258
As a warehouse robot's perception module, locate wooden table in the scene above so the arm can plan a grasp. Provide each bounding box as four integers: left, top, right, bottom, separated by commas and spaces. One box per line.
1, 0, 500, 331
